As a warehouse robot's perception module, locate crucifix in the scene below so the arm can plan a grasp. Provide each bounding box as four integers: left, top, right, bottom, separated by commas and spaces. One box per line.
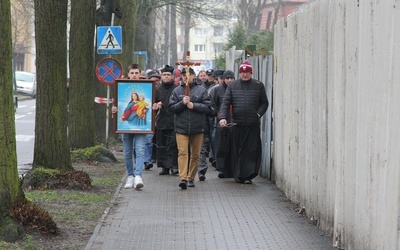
176, 51, 200, 95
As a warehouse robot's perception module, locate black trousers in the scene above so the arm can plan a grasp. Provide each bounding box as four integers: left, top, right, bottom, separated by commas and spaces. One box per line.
214, 126, 230, 172
156, 128, 178, 169
224, 126, 261, 180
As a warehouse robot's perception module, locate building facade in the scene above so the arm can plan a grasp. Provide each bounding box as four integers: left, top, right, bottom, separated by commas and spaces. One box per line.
174, 0, 309, 70
11, 0, 36, 73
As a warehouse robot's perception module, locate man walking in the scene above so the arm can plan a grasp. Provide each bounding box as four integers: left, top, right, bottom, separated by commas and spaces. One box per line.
219, 61, 269, 184
152, 65, 179, 176
112, 63, 147, 189
197, 69, 217, 181
209, 70, 235, 177
169, 67, 212, 189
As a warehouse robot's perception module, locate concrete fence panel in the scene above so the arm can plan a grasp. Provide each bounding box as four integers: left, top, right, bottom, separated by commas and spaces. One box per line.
273, 0, 400, 248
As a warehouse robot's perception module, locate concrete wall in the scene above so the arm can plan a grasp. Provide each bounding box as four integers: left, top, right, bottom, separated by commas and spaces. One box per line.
273, 0, 400, 249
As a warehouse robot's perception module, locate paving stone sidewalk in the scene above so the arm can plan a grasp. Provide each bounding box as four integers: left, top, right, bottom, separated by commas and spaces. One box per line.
85, 165, 334, 250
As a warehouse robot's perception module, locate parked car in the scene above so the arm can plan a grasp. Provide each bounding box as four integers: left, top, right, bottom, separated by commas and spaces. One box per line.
16, 71, 36, 98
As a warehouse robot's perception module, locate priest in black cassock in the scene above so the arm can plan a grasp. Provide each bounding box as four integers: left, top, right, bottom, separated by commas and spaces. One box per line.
218, 61, 269, 184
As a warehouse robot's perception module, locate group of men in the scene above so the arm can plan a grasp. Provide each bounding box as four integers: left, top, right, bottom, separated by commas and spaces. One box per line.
113, 61, 269, 190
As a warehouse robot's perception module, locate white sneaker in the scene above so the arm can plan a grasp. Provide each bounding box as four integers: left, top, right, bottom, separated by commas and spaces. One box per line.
124, 176, 134, 189
134, 175, 144, 189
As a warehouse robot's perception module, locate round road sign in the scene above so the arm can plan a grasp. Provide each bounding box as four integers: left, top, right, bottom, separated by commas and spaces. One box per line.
96, 57, 123, 85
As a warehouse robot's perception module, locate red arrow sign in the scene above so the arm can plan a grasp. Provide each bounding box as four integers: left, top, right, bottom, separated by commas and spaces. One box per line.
94, 97, 113, 104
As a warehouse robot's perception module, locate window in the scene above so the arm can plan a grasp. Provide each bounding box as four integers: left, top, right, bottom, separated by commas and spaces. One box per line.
214, 43, 223, 53
195, 28, 206, 36
214, 9, 224, 18
179, 44, 185, 52
266, 11, 272, 30
194, 13, 205, 20
194, 44, 206, 52
230, 11, 237, 20
213, 26, 223, 36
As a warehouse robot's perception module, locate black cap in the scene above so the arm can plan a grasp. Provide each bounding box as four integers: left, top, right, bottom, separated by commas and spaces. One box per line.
181, 67, 195, 75
147, 70, 161, 79
212, 69, 224, 78
223, 70, 235, 79
161, 65, 174, 74
206, 69, 214, 76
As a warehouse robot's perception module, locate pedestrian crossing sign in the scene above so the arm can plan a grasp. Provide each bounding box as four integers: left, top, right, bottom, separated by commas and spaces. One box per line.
97, 26, 122, 54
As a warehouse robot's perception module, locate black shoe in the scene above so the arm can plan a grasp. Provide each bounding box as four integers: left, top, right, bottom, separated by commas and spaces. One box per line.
199, 174, 206, 181
212, 161, 216, 168
187, 181, 195, 187
234, 178, 244, 183
218, 171, 224, 178
244, 179, 252, 184
171, 168, 179, 175
159, 168, 170, 175
208, 157, 213, 163
144, 162, 153, 170
179, 180, 187, 189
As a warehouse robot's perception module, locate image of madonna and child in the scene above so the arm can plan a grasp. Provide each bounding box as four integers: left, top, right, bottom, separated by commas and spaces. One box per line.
121, 92, 149, 126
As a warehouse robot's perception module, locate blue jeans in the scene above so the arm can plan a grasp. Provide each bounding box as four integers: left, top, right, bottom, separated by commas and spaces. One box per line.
122, 133, 146, 177
145, 134, 153, 163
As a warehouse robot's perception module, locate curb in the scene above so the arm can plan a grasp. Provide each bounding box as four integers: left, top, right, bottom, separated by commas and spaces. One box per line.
84, 173, 127, 250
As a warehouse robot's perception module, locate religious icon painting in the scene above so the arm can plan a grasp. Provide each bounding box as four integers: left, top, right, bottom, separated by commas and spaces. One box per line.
114, 79, 156, 134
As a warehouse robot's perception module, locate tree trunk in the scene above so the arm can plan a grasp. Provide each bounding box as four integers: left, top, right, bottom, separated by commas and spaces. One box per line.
114, 0, 137, 71
163, 4, 177, 67
170, 4, 178, 67
163, 5, 170, 65
133, 1, 156, 69
0, 0, 24, 216
68, 0, 96, 149
182, 10, 191, 61
33, 0, 73, 171
273, 0, 282, 28
93, 53, 110, 144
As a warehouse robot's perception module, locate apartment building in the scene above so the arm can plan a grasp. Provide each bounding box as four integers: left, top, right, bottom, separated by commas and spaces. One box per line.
11, 0, 36, 73
174, 0, 309, 70
261, 0, 310, 31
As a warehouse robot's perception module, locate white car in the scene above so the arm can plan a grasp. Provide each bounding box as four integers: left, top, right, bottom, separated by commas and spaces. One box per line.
16, 71, 36, 98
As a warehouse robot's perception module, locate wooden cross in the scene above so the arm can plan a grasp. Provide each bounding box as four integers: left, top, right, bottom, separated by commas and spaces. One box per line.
176, 51, 200, 95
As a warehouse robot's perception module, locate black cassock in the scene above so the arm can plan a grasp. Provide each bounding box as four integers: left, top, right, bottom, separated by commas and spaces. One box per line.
223, 125, 261, 181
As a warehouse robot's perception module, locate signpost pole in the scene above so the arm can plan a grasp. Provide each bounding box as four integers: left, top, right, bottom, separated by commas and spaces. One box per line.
96, 15, 122, 148
105, 13, 115, 148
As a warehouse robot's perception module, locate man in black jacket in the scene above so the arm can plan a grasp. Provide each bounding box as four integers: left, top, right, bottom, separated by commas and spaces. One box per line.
169, 67, 212, 189
152, 65, 179, 176
219, 61, 269, 184
209, 70, 235, 178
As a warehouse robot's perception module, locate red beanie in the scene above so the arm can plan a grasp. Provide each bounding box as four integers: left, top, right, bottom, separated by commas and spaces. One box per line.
239, 60, 253, 73
173, 68, 181, 77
